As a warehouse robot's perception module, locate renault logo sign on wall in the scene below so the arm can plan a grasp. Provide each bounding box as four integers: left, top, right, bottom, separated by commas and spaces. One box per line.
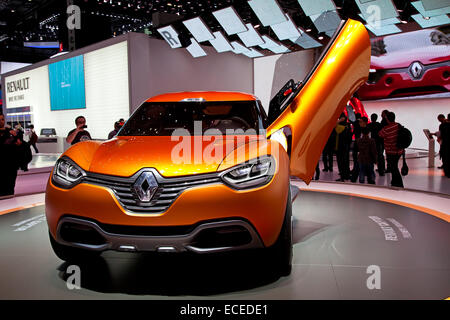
133, 172, 158, 202
409, 61, 424, 80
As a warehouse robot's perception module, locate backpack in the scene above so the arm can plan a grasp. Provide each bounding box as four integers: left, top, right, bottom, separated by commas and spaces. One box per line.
397, 124, 412, 149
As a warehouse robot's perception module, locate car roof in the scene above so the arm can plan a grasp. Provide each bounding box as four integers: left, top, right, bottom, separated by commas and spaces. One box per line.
146, 91, 258, 102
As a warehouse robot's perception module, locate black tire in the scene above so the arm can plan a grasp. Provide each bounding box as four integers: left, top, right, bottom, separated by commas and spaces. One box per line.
266, 191, 293, 277
49, 232, 100, 262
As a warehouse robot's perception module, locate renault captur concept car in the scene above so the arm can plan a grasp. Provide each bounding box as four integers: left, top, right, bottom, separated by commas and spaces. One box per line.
45, 19, 370, 275
358, 28, 450, 100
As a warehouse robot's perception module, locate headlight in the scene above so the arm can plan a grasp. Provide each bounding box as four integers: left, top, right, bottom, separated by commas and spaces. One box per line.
52, 157, 85, 188
221, 156, 275, 190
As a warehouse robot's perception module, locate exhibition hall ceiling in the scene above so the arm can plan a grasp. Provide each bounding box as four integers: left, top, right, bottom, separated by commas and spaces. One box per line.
0, 0, 449, 62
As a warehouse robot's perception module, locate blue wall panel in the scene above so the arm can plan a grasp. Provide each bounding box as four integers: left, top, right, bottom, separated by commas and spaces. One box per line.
49, 55, 86, 111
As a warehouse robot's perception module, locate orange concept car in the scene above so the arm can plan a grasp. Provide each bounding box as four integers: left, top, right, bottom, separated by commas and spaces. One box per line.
45, 19, 370, 276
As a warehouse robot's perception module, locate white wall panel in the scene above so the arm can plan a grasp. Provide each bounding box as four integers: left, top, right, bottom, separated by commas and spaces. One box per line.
83, 41, 129, 139
31, 41, 129, 140
4, 66, 49, 111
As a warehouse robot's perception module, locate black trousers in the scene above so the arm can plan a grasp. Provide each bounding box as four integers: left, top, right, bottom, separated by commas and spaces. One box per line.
337, 147, 350, 179
386, 154, 403, 188
376, 142, 385, 174
0, 166, 18, 196
441, 143, 450, 177
31, 143, 39, 153
351, 142, 358, 171
322, 149, 334, 170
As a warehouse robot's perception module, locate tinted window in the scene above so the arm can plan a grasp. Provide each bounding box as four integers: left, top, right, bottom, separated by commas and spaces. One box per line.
119, 101, 264, 136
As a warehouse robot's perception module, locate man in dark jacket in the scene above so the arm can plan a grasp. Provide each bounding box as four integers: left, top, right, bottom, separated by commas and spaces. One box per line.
335, 114, 351, 181
436, 115, 450, 177
379, 112, 404, 187
0, 114, 21, 198
357, 127, 377, 184
367, 113, 385, 176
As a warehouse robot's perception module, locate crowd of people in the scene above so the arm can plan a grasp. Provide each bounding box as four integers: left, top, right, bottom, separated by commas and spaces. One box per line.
321, 110, 450, 187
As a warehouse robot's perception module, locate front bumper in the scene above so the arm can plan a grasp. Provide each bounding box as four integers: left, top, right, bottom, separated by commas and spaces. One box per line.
56, 216, 264, 254
358, 62, 450, 100
46, 154, 290, 251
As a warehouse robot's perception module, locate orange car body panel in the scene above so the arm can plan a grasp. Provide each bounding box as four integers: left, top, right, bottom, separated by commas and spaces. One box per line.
267, 19, 371, 183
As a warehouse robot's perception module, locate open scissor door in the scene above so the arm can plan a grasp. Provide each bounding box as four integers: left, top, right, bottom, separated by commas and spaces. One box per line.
266, 19, 371, 183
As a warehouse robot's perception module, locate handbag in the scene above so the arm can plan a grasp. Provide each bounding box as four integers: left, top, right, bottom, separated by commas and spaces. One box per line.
401, 152, 409, 176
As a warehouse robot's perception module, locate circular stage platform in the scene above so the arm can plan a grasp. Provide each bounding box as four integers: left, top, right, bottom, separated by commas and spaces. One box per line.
0, 190, 448, 299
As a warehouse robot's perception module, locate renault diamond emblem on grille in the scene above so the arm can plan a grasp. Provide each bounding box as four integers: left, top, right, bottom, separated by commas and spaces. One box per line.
409, 61, 424, 80
133, 172, 158, 202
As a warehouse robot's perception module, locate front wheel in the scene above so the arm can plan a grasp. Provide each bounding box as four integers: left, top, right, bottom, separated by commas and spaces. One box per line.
266, 191, 293, 277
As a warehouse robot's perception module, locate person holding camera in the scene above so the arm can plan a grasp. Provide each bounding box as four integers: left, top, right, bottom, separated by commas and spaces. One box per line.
66, 116, 91, 145
0, 114, 23, 198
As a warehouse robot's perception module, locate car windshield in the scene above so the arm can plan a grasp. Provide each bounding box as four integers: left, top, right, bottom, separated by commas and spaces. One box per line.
118, 100, 265, 136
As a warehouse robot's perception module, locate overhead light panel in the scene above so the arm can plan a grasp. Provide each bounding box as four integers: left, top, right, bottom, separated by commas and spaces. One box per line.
260, 35, 290, 53
267, 45, 291, 54
186, 38, 207, 58
365, 24, 401, 36
213, 7, 248, 35
290, 32, 323, 49
271, 14, 301, 41
298, 41, 323, 49
310, 10, 341, 34
411, 13, 450, 28
182, 17, 214, 43
231, 41, 250, 54
157, 25, 182, 48
359, 14, 400, 26
411, 1, 450, 18
242, 48, 264, 58
356, 0, 399, 21
237, 23, 264, 47
259, 35, 280, 49
209, 31, 233, 53
421, 0, 450, 11
297, 0, 336, 16
248, 0, 287, 26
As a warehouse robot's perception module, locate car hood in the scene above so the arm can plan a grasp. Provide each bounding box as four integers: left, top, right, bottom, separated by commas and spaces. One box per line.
371, 45, 450, 69
72, 135, 265, 177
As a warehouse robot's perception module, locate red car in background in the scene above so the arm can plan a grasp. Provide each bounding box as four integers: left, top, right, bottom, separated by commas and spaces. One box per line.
358, 28, 450, 100
345, 96, 368, 121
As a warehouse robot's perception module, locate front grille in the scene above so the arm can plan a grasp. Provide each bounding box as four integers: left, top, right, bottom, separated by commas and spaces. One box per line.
82, 171, 221, 214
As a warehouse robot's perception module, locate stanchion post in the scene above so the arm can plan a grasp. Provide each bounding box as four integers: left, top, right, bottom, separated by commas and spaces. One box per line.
423, 129, 435, 168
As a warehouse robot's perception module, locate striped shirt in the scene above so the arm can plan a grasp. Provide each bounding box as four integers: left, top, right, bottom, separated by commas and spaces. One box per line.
379, 122, 404, 155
